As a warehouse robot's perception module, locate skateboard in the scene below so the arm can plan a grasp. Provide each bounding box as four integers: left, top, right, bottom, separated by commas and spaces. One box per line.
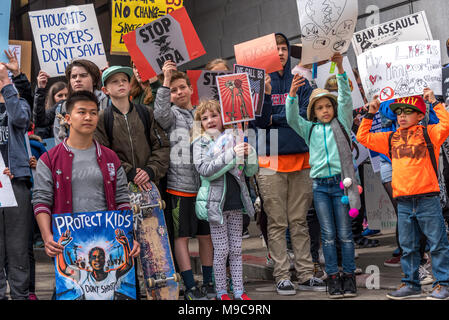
128, 181, 180, 300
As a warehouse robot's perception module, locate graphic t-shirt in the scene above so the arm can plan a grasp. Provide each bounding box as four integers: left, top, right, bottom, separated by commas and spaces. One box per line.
0, 104, 8, 165
78, 269, 118, 300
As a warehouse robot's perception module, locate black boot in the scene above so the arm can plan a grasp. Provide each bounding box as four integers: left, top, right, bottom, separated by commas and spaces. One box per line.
327, 273, 344, 299
342, 273, 357, 297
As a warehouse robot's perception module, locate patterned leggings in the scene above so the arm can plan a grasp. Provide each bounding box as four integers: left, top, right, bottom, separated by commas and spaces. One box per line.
210, 210, 244, 297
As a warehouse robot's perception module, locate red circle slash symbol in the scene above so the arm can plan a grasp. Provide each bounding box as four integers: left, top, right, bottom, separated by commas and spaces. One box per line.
380, 87, 394, 101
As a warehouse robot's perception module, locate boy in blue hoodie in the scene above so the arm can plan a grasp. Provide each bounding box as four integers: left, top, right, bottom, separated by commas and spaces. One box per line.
254, 33, 325, 295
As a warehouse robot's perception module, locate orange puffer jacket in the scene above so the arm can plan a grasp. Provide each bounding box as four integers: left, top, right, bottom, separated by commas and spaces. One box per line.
356, 103, 449, 199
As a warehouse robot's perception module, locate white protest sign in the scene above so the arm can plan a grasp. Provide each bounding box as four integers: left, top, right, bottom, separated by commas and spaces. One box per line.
352, 11, 433, 56
296, 0, 358, 65
0, 153, 18, 208
357, 40, 442, 102
363, 164, 396, 231
28, 4, 108, 77
315, 56, 365, 109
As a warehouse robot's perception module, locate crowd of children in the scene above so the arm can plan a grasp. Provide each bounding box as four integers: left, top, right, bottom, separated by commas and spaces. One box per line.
1, 28, 449, 302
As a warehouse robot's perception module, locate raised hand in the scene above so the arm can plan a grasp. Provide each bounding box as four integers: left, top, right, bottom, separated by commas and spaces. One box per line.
289, 74, 306, 98
162, 60, 177, 87
264, 74, 272, 95
37, 70, 50, 89
423, 87, 437, 104
4, 49, 20, 77
368, 95, 381, 114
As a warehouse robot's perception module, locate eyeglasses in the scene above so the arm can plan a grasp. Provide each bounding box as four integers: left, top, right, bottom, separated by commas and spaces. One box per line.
394, 108, 416, 115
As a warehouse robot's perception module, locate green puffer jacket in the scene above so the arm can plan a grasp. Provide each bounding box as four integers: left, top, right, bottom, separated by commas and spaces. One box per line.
193, 132, 258, 225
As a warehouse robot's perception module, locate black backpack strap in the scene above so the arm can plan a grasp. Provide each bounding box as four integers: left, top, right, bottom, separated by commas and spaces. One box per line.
134, 103, 152, 149
423, 126, 439, 178
308, 123, 316, 143
336, 119, 353, 150
388, 131, 394, 160
103, 106, 114, 145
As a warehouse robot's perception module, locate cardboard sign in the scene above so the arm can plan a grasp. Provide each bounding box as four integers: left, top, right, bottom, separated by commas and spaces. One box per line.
0, 1, 11, 63
234, 34, 283, 74
233, 64, 265, 117
111, 0, 183, 55
315, 56, 365, 109
124, 7, 205, 82
187, 70, 232, 106
296, 0, 358, 64
363, 165, 396, 230
52, 210, 136, 300
8, 40, 32, 81
357, 40, 442, 102
0, 153, 18, 208
216, 73, 255, 125
352, 11, 433, 56
28, 4, 108, 77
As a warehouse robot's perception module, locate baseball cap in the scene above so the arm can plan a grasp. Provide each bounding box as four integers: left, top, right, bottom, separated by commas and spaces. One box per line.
389, 95, 427, 114
101, 66, 134, 86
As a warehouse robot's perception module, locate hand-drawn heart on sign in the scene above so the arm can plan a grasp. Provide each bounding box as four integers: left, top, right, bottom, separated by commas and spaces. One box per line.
369, 75, 377, 85
305, 0, 347, 35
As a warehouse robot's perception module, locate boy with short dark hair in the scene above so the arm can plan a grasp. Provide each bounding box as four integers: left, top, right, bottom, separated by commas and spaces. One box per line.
356, 88, 449, 300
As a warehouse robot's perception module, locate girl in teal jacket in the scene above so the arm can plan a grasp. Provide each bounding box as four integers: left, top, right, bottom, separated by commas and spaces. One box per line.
285, 53, 358, 299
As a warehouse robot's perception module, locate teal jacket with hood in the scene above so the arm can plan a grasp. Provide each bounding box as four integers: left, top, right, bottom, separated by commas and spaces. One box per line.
285, 72, 353, 179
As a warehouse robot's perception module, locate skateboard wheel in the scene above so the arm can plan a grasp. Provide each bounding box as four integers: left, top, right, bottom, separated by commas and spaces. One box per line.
161, 200, 166, 210
148, 278, 156, 287
173, 273, 181, 283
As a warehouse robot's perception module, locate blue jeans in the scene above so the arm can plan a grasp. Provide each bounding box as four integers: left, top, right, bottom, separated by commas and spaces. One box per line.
313, 175, 356, 275
397, 196, 449, 289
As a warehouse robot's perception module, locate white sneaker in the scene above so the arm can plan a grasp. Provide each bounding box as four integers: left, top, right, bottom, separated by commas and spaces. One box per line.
419, 265, 434, 285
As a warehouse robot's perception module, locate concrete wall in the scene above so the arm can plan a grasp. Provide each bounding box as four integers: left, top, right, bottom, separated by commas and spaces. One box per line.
183, 0, 449, 71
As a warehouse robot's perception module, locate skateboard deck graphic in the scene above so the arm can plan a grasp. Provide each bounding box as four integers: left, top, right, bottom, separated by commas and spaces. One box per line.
129, 181, 179, 300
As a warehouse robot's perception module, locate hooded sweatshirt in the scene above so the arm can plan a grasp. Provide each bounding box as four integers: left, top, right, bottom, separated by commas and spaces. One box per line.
253, 33, 313, 171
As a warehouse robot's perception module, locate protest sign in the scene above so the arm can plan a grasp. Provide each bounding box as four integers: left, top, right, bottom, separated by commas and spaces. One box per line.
28, 4, 108, 77
296, 0, 358, 65
216, 73, 255, 125
111, 0, 183, 55
233, 64, 265, 117
442, 65, 449, 102
0, 153, 18, 208
352, 11, 433, 56
315, 56, 365, 109
234, 34, 283, 74
187, 70, 232, 106
357, 40, 442, 102
363, 165, 396, 231
124, 7, 205, 82
0, 1, 11, 63
52, 210, 136, 300
8, 40, 32, 81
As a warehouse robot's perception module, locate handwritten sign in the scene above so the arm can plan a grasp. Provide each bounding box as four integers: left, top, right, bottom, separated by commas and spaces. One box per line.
111, 0, 183, 55
0, 1, 11, 63
357, 40, 442, 102
28, 4, 108, 77
0, 153, 18, 208
352, 11, 433, 56
315, 56, 365, 109
123, 7, 205, 82
52, 210, 136, 300
296, 0, 358, 65
216, 73, 255, 125
187, 70, 232, 106
234, 34, 283, 74
233, 64, 265, 116
442, 66, 449, 102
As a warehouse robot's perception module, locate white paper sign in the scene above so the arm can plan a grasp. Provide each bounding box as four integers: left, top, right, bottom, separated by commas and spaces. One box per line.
296, 0, 358, 64
315, 56, 365, 109
357, 40, 442, 102
28, 4, 108, 77
0, 153, 18, 208
352, 11, 433, 56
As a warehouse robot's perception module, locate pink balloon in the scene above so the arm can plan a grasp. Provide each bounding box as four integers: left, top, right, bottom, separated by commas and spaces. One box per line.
358, 185, 363, 194
340, 181, 345, 190
349, 208, 359, 218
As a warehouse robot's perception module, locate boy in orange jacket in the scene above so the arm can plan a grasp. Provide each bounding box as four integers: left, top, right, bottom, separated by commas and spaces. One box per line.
357, 88, 449, 300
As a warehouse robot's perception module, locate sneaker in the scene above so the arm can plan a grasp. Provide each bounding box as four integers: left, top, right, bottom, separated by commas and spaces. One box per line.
384, 255, 401, 267
386, 283, 422, 300
201, 282, 217, 299
242, 230, 250, 239
326, 273, 344, 299
28, 293, 38, 300
313, 263, 326, 279
361, 228, 381, 237
427, 284, 449, 300
342, 273, 357, 297
234, 293, 251, 300
418, 265, 434, 285
297, 276, 326, 292
217, 293, 231, 300
276, 279, 296, 296
184, 286, 208, 300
